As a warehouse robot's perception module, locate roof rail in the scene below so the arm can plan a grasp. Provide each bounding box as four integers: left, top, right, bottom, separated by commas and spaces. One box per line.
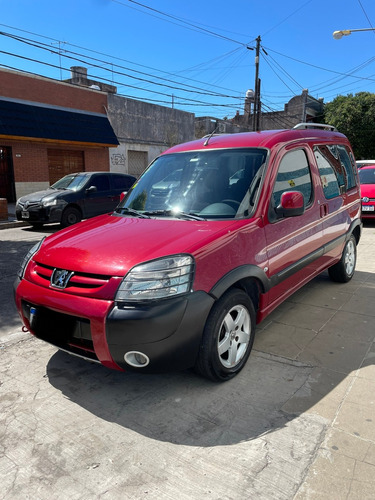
293, 123, 337, 132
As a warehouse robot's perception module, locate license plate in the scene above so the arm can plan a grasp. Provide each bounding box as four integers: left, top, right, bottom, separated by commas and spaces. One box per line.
21, 210, 30, 219
362, 205, 375, 212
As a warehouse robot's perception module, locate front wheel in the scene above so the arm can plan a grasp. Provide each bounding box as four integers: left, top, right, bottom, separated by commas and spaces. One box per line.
194, 289, 256, 382
61, 207, 82, 227
328, 235, 357, 283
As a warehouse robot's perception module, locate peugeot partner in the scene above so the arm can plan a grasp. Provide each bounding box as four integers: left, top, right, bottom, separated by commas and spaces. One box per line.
14, 125, 362, 381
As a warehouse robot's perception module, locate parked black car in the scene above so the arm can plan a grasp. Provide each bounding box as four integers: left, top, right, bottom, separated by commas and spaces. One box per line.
16, 171, 136, 227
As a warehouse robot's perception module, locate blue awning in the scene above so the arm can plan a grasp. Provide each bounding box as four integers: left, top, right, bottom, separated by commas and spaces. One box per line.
0, 98, 119, 147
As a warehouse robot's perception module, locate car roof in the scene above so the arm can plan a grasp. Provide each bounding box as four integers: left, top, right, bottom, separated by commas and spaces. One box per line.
359, 165, 375, 169
163, 128, 348, 154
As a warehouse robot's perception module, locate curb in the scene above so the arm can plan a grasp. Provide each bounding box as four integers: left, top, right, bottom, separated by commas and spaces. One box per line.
0, 220, 28, 230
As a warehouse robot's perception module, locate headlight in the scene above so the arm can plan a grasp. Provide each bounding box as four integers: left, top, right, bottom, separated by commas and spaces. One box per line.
115, 255, 195, 302
42, 198, 57, 207
17, 238, 45, 280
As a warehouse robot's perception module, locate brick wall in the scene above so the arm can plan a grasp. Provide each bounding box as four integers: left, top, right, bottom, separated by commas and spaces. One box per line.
0, 68, 108, 113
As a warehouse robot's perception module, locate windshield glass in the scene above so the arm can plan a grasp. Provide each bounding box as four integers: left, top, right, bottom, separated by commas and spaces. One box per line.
119, 148, 268, 219
51, 174, 88, 191
359, 168, 375, 185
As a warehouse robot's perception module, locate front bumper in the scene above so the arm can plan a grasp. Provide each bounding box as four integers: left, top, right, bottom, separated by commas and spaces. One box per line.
16, 205, 63, 224
14, 277, 214, 373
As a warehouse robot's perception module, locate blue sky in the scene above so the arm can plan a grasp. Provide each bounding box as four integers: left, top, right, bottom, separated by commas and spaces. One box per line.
1, 0, 375, 119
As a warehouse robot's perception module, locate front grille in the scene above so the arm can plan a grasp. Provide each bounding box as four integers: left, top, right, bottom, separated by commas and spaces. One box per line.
22, 301, 98, 362
18, 201, 42, 209
29, 261, 122, 299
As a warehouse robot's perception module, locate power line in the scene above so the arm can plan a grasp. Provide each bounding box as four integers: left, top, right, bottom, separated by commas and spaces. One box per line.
111, 0, 252, 47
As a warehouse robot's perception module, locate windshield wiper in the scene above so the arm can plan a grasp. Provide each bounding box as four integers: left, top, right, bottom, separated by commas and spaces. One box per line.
143, 210, 205, 221
115, 207, 151, 218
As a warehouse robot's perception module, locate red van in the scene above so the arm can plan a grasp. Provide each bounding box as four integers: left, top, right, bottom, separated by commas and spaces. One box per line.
14, 124, 362, 381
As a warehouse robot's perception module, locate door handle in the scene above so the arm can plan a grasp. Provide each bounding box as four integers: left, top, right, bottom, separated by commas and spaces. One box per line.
320, 203, 328, 217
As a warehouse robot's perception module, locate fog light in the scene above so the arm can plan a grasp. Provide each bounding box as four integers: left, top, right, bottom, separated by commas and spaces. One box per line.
124, 351, 150, 368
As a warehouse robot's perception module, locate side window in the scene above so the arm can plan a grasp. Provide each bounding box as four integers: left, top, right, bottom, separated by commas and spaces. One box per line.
90, 174, 110, 192
113, 174, 134, 190
315, 145, 347, 199
337, 145, 357, 190
272, 149, 312, 210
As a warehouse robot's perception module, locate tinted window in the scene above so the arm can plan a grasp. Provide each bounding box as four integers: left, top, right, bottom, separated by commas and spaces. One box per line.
90, 174, 110, 192
272, 149, 312, 210
112, 174, 135, 190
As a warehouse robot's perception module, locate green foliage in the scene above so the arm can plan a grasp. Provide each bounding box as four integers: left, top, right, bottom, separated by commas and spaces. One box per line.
323, 92, 375, 159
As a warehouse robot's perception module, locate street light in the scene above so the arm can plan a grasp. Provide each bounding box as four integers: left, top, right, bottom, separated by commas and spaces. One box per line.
333, 28, 375, 39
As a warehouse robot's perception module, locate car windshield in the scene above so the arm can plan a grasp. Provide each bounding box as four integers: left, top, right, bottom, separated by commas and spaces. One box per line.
51, 174, 88, 191
118, 148, 268, 220
359, 168, 375, 184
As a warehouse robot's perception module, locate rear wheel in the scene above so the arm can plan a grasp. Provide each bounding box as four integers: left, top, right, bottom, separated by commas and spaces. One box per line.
61, 207, 82, 227
328, 235, 356, 282
194, 289, 256, 382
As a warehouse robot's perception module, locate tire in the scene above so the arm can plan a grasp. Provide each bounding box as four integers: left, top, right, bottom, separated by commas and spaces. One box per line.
194, 288, 256, 382
61, 207, 82, 227
328, 235, 357, 283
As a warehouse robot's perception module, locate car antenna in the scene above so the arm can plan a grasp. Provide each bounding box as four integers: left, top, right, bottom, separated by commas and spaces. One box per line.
203, 126, 219, 146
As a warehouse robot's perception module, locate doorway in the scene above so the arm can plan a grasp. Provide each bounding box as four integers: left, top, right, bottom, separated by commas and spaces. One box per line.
0, 147, 16, 202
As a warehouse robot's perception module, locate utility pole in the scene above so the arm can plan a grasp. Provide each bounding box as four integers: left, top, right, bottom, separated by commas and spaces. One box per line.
253, 36, 261, 131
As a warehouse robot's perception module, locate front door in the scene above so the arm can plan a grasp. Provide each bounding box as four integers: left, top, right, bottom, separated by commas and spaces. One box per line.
264, 147, 324, 307
82, 174, 114, 218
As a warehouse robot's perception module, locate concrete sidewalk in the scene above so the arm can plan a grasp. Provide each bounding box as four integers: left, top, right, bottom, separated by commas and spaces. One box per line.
1, 224, 375, 499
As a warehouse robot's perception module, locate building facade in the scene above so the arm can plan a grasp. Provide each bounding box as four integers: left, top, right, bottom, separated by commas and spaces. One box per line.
0, 67, 195, 203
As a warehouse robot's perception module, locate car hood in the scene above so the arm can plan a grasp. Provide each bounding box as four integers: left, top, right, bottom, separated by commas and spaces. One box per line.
18, 189, 64, 203
35, 213, 239, 276
360, 184, 375, 198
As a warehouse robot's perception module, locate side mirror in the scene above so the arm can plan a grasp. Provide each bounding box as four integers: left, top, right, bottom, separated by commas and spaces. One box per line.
120, 191, 128, 202
275, 191, 305, 217
86, 185, 97, 194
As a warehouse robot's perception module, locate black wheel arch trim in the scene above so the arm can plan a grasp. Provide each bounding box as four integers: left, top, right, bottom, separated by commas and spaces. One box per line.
209, 265, 270, 299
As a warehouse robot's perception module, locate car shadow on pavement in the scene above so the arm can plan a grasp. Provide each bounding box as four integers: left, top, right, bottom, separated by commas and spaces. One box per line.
46, 348, 315, 447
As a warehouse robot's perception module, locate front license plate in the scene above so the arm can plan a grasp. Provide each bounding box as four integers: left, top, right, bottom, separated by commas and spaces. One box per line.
362, 205, 375, 212
21, 210, 30, 219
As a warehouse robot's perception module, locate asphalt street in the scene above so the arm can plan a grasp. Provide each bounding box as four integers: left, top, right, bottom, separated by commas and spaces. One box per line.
1, 221, 375, 499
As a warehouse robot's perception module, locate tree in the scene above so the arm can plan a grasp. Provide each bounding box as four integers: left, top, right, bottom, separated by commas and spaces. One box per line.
323, 92, 375, 159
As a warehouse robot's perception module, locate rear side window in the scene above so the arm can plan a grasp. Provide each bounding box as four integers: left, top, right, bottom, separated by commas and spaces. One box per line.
315, 144, 357, 199
272, 149, 312, 210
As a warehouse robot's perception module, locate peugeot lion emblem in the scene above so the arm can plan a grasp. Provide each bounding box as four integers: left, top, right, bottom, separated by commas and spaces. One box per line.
51, 269, 74, 289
